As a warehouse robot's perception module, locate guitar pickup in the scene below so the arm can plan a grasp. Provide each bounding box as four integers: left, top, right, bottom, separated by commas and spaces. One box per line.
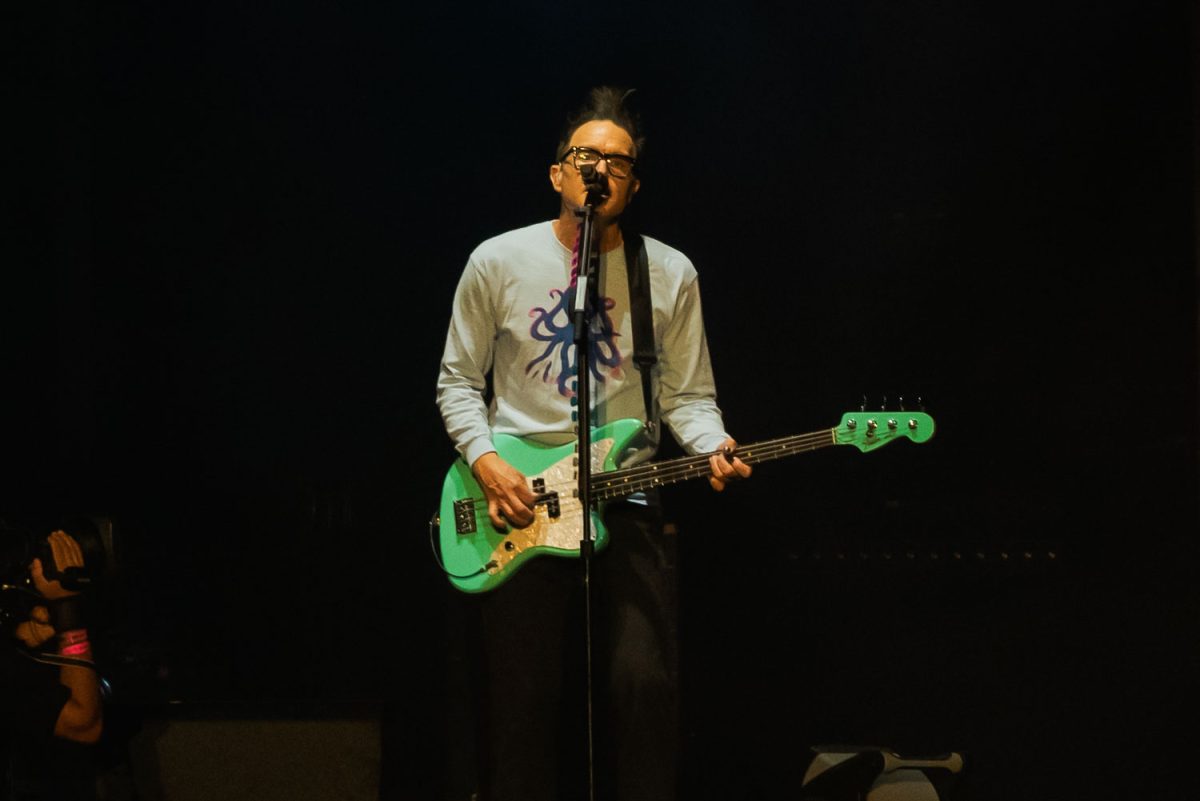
453, 498, 477, 535
532, 478, 560, 519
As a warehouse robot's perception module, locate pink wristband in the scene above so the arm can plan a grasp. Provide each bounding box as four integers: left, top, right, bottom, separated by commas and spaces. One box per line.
60, 641, 91, 657
59, 629, 89, 646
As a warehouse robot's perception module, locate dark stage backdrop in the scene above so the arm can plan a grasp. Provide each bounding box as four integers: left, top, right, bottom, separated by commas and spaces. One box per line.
7, 1, 1197, 799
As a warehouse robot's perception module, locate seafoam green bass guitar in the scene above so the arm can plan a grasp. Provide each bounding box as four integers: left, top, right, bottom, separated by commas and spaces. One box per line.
435, 411, 935, 593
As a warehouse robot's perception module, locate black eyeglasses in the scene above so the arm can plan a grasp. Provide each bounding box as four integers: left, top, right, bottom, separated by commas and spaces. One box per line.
558, 146, 637, 179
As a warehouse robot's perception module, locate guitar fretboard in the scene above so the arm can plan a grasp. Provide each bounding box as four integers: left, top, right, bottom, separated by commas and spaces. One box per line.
590, 429, 837, 501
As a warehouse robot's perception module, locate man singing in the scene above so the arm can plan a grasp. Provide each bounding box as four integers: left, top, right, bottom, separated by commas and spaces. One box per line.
437, 86, 750, 801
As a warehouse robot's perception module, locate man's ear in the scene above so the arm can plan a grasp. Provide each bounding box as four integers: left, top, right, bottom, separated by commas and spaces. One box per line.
549, 163, 563, 194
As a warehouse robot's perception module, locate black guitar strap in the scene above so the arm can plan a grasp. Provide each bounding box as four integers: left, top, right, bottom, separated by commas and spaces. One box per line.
622, 232, 657, 434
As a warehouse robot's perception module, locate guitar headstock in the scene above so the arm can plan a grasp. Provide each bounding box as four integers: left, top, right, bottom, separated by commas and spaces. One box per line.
835, 411, 936, 452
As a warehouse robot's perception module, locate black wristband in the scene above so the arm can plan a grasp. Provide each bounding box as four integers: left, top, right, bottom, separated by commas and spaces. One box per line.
47, 596, 87, 632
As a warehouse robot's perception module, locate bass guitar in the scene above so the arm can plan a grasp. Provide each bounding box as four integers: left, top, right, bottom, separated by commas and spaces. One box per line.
434, 411, 935, 593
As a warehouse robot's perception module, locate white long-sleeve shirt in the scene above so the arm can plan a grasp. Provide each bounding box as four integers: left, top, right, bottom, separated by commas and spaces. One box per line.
437, 221, 729, 468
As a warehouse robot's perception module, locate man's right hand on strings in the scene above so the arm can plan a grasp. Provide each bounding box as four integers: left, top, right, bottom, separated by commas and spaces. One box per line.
471, 452, 538, 531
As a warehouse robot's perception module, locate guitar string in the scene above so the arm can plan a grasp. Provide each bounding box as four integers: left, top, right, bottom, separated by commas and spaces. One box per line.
457, 428, 906, 510
455, 432, 834, 508
605, 430, 837, 479
601, 420, 921, 484
459, 431, 852, 509
595, 432, 834, 484
455, 429, 844, 510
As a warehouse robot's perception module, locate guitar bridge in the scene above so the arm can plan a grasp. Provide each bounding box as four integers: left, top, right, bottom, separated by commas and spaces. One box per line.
453, 498, 477, 535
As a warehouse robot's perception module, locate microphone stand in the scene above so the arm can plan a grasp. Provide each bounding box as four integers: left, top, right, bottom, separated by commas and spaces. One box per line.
572, 166, 606, 801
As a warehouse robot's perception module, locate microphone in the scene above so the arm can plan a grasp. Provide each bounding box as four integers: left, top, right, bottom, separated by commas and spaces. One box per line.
579, 163, 609, 204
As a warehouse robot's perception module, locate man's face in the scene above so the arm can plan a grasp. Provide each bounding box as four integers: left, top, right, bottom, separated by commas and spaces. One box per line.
550, 120, 640, 220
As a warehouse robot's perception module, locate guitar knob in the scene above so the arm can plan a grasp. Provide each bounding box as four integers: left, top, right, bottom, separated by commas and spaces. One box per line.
888, 419, 898, 430
867, 419, 878, 433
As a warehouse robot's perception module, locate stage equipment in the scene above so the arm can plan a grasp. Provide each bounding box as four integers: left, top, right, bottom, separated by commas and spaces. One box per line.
112, 705, 381, 801
572, 158, 605, 801
801, 747, 964, 801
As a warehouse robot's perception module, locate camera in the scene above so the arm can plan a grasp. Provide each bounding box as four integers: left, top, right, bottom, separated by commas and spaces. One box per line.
0, 517, 107, 630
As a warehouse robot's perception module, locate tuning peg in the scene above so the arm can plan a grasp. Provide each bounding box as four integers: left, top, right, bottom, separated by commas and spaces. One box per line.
860, 394, 868, 412
898, 395, 906, 411
882, 394, 889, 411
917, 395, 926, 411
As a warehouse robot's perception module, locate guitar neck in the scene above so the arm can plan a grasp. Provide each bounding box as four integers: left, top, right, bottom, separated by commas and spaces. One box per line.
590, 428, 836, 501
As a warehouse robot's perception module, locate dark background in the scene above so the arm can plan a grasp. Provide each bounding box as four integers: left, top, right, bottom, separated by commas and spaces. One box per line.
6, 1, 1197, 799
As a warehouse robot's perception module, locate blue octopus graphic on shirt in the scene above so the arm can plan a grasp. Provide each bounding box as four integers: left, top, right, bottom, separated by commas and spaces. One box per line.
526, 276, 623, 397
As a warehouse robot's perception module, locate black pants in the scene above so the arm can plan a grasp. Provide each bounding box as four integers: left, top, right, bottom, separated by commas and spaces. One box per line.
474, 501, 679, 801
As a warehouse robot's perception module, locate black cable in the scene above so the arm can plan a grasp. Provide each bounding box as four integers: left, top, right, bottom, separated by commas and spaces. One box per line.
17, 645, 99, 672
428, 513, 494, 580
16, 646, 112, 700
